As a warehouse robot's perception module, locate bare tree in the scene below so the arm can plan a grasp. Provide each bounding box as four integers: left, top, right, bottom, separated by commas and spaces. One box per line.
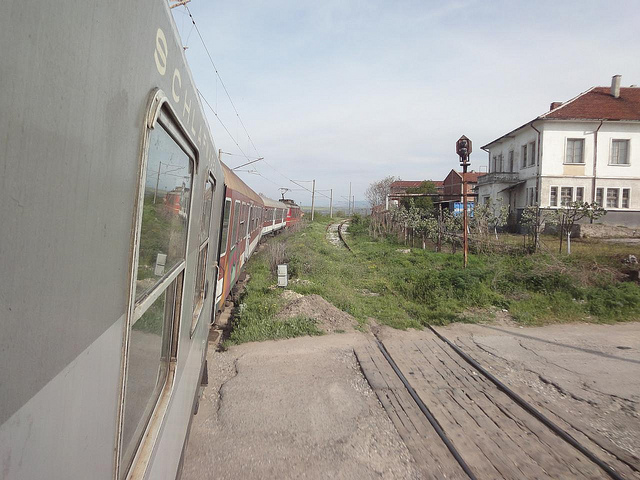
365, 176, 398, 209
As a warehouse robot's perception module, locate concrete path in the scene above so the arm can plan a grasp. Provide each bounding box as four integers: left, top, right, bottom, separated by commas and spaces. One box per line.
181, 333, 420, 479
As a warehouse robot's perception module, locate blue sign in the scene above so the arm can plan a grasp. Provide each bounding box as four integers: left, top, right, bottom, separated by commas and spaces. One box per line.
453, 202, 474, 217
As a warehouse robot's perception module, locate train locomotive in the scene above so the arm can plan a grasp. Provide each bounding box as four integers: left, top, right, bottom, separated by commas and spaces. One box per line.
0, 1, 300, 479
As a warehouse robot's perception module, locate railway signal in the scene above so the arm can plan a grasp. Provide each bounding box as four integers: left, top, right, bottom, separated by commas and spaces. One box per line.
456, 136, 471, 268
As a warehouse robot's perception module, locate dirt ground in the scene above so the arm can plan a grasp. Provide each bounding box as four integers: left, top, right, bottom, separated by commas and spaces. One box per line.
276, 293, 360, 333
182, 292, 640, 479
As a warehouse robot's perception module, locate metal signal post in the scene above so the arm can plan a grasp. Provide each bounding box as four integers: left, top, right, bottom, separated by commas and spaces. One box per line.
456, 136, 472, 268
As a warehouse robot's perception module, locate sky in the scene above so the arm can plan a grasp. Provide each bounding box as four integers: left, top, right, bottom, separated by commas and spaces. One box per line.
171, 0, 640, 208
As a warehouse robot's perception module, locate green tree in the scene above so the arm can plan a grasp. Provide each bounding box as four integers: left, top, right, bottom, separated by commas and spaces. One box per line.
401, 181, 437, 212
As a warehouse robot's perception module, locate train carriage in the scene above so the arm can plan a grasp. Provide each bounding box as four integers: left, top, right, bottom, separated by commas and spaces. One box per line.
0, 2, 225, 479
282, 199, 303, 228
260, 195, 289, 235
215, 164, 264, 313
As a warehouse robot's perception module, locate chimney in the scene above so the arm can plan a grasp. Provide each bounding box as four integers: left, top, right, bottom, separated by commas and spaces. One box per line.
611, 75, 621, 98
550, 101, 562, 111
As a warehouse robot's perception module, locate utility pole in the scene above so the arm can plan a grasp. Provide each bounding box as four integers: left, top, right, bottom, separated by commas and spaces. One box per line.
348, 182, 352, 215
311, 179, 316, 221
330, 189, 333, 218
153, 161, 162, 204
352, 195, 355, 214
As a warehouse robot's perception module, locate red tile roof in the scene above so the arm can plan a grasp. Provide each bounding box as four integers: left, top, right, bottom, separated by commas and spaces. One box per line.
390, 180, 423, 189
462, 172, 485, 183
483, 85, 640, 149
541, 87, 640, 121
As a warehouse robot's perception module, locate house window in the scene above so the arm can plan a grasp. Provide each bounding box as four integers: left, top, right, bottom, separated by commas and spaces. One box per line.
566, 139, 584, 164
575, 187, 584, 203
508, 150, 514, 172
529, 142, 536, 166
492, 155, 497, 173
611, 140, 629, 165
498, 153, 503, 172
622, 189, 630, 208
596, 188, 604, 206
521, 145, 528, 168
607, 188, 619, 208
550, 186, 558, 207
560, 187, 573, 206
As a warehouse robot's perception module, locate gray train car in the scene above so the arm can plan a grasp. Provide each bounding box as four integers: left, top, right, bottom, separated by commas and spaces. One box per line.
0, 1, 225, 478
260, 195, 289, 235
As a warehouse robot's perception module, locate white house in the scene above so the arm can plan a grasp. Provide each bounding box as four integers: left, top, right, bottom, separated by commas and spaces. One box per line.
478, 75, 640, 227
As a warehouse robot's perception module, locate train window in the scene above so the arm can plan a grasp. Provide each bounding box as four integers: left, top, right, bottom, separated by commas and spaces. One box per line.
220, 199, 231, 256
239, 203, 246, 239
245, 204, 250, 237
192, 176, 215, 331
121, 114, 194, 477
231, 200, 240, 250
135, 125, 192, 301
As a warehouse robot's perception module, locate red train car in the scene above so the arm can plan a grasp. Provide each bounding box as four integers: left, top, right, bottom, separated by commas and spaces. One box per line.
215, 163, 264, 312
281, 198, 302, 228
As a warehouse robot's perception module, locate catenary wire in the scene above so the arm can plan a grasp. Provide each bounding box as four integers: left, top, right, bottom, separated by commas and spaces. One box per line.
180, 6, 340, 203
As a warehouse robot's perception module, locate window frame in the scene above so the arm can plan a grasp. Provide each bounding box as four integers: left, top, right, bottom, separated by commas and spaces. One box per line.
528, 141, 536, 167
596, 188, 604, 207
560, 186, 573, 207
610, 139, 630, 166
575, 187, 584, 203
622, 188, 630, 208
606, 188, 620, 209
231, 200, 240, 249
118, 89, 198, 480
565, 138, 585, 165
549, 186, 558, 207
219, 198, 232, 257
521, 145, 528, 169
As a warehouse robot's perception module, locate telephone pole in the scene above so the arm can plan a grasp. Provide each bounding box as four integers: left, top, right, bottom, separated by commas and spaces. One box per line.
348, 182, 352, 215
311, 179, 316, 221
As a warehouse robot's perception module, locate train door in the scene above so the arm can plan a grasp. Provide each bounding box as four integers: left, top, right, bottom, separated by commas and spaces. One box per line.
118, 100, 195, 479
216, 197, 232, 312
191, 174, 216, 334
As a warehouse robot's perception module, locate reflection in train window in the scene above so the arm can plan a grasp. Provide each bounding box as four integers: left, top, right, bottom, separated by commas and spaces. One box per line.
121, 120, 193, 478
135, 125, 192, 302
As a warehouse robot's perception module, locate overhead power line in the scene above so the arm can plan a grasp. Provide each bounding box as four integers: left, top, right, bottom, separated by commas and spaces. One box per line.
180, 6, 334, 203
185, 5, 261, 158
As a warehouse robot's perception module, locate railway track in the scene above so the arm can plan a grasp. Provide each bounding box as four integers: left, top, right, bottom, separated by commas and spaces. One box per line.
337, 220, 353, 252
326, 220, 354, 252
355, 327, 637, 479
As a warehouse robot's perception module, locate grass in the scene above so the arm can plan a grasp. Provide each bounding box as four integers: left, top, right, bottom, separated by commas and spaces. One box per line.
225, 214, 640, 345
